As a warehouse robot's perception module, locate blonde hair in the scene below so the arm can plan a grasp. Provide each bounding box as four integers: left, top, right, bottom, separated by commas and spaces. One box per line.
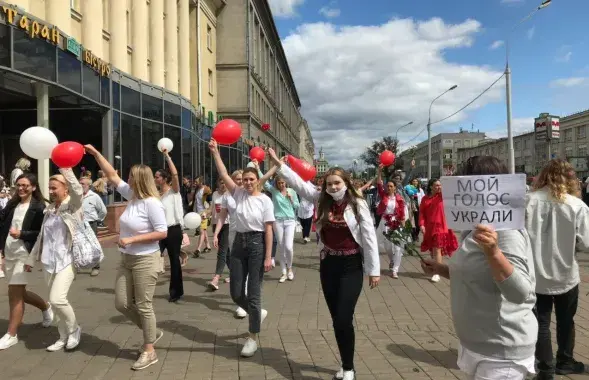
49, 174, 66, 185
533, 159, 580, 201
129, 164, 160, 200
92, 178, 106, 193
231, 169, 243, 179
15, 158, 31, 171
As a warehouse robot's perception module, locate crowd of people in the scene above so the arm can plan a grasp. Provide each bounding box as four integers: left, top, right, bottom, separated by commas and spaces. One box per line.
0, 144, 587, 380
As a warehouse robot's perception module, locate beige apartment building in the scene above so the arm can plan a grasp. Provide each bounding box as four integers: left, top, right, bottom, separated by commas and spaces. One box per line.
456, 109, 589, 177
216, 0, 302, 158
299, 118, 314, 163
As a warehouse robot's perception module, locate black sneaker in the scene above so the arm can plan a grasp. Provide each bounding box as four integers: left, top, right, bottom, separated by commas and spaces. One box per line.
556, 360, 585, 375
533, 371, 555, 380
192, 249, 201, 258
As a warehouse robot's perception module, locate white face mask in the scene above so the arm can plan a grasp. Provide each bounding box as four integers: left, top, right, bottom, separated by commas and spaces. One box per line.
328, 186, 347, 201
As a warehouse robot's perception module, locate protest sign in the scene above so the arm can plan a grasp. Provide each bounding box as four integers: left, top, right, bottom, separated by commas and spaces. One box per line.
441, 174, 526, 231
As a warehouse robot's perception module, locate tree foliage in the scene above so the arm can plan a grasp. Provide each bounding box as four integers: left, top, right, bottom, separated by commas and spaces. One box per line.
360, 136, 404, 171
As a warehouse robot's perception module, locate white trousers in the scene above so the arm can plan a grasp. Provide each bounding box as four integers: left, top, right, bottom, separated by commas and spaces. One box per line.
274, 219, 296, 273
44, 264, 78, 337
388, 245, 403, 273
459, 345, 532, 380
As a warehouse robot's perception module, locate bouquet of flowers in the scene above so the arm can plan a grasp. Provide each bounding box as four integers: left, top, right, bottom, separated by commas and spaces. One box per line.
382, 214, 420, 257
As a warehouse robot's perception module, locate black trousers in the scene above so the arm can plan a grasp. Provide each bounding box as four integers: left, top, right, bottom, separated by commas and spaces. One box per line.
299, 217, 313, 239
159, 225, 184, 299
535, 285, 579, 373
412, 209, 420, 241
320, 253, 363, 371
214, 224, 230, 275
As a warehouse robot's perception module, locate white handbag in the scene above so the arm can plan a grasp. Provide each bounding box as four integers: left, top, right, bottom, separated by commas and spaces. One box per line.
71, 219, 104, 269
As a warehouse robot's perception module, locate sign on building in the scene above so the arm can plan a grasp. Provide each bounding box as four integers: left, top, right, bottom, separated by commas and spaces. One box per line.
441, 174, 526, 231
535, 114, 560, 141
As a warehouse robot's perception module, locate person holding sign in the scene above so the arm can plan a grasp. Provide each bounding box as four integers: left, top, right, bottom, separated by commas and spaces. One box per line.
421, 156, 537, 380
418, 179, 457, 283
375, 164, 408, 279
525, 159, 589, 379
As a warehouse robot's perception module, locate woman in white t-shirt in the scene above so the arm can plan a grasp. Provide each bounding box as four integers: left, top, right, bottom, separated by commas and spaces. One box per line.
209, 139, 275, 358
85, 145, 167, 371
206, 178, 231, 290
154, 150, 185, 302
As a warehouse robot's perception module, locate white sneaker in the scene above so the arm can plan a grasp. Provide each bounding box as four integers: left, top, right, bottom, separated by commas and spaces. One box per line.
287, 270, 294, 281
46, 339, 66, 352
235, 307, 247, 318
261, 309, 268, 324
0, 270, 5, 279
279, 273, 287, 283
42, 304, 54, 327
0, 333, 18, 350
334, 368, 344, 380
391, 271, 399, 279
342, 369, 356, 380
240, 337, 258, 357
271, 258, 276, 268
431, 274, 440, 283
65, 326, 81, 350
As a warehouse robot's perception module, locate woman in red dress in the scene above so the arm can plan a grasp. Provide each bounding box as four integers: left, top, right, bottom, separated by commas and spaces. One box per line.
418, 179, 457, 283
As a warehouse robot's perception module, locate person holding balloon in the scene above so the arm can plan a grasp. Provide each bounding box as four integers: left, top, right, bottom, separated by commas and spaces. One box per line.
209, 138, 274, 358
268, 148, 379, 380
85, 145, 167, 371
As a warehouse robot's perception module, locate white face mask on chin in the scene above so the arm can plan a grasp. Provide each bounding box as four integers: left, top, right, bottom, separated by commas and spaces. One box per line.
328, 186, 347, 201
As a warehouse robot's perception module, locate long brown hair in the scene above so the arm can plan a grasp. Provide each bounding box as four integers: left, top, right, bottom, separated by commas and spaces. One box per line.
317, 168, 363, 223
533, 159, 580, 201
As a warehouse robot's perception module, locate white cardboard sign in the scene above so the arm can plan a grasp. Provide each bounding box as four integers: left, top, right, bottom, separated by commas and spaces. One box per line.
441, 174, 526, 231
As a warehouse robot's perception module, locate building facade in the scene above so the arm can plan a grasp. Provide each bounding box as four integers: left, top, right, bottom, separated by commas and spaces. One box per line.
398, 131, 487, 178
315, 148, 329, 178
456, 110, 589, 177
216, 0, 302, 158
298, 118, 314, 163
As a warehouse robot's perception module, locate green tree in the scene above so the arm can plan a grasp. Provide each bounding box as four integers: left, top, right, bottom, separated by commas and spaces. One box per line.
360, 136, 405, 177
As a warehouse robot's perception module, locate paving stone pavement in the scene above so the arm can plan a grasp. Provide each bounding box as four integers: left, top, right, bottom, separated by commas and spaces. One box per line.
1, 233, 589, 379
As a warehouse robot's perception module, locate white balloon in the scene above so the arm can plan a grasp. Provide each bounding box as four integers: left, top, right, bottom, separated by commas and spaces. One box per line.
183, 212, 202, 229
19, 126, 59, 160
157, 137, 174, 152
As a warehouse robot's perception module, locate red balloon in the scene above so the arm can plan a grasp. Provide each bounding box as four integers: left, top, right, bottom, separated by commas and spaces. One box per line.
51, 141, 85, 168
249, 147, 265, 162
380, 150, 395, 166
262, 123, 270, 131
287, 155, 317, 182
212, 119, 242, 145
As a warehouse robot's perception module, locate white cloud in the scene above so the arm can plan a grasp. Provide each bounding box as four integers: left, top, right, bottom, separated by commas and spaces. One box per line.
282, 18, 504, 166
319, 6, 340, 18
268, 0, 305, 18
556, 51, 572, 63
489, 40, 504, 50
527, 26, 535, 40
550, 77, 586, 88
486, 117, 535, 139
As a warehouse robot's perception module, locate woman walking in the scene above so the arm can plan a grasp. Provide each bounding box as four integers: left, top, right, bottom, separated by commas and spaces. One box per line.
418, 178, 458, 283
526, 159, 589, 379
209, 139, 274, 357
85, 145, 167, 370
24, 168, 85, 352
298, 194, 314, 244
0, 173, 53, 350
268, 148, 379, 380
191, 177, 212, 257
375, 164, 407, 279
421, 156, 537, 380
154, 150, 185, 303
207, 178, 231, 290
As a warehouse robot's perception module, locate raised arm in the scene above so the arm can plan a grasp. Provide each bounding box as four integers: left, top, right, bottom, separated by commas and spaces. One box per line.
268, 148, 320, 202
60, 168, 83, 210
163, 150, 180, 193
85, 144, 122, 187
402, 159, 416, 186
359, 178, 373, 193
209, 139, 237, 194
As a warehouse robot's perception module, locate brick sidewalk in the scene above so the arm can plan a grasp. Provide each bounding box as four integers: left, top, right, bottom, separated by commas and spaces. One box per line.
1, 234, 589, 379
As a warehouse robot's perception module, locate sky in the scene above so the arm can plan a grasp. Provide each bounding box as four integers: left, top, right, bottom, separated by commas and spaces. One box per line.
267, 0, 589, 167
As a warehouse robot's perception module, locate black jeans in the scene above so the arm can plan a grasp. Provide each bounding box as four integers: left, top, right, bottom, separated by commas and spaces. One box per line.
230, 231, 265, 333
159, 225, 184, 299
299, 217, 313, 239
412, 209, 420, 241
320, 253, 363, 371
214, 224, 230, 275
535, 285, 579, 373
89, 221, 100, 270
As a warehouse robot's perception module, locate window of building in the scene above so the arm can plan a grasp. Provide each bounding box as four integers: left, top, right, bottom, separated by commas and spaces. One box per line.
164, 126, 182, 174
565, 129, 573, 142
182, 128, 192, 179
143, 95, 163, 121
577, 126, 586, 139
100, 76, 110, 106
208, 69, 213, 95
565, 146, 573, 157
579, 145, 588, 157
515, 141, 521, 150
0, 24, 9, 67
206, 25, 212, 51
142, 120, 164, 169
164, 101, 181, 126
58, 49, 81, 93
13, 29, 56, 81
121, 85, 140, 116
523, 139, 528, 149
82, 65, 100, 102
121, 114, 142, 179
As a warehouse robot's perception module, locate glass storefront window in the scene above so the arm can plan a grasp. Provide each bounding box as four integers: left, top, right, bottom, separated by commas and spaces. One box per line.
164, 125, 182, 176
113, 82, 120, 110
142, 95, 162, 121
113, 111, 122, 202
100, 76, 110, 106
181, 107, 191, 130
121, 85, 140, 116
82, 65, 100, 102
121, 114, 141, 180
164, 101, 181, 126
13, 29, 56, 81
57, 49, 81, 93
182, 128, 192, 180
142, 120, 164, 169
0, 24, 10, 67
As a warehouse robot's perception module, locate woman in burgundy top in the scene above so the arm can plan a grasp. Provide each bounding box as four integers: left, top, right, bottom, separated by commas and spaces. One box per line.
418, 179, 458, 283
269, 149, 379, 380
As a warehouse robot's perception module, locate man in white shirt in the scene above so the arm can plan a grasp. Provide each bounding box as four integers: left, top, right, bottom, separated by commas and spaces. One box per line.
80, 177, 107, 276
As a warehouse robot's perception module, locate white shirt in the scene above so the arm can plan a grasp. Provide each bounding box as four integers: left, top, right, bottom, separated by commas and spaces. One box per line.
212, 191, 229, 225
194, 187, 205, 213
10, 168, 23, 188
4, 202, 30, 260
384, 196, 396, 215
41, 213, 72, 273
161, 189, 184, 228
457, 344, 535, 376
222, 192, 237, 231
297, 196, 314, 219
417, 188, 425, 205
117, 181, 168, 255
232, 187, 275, 233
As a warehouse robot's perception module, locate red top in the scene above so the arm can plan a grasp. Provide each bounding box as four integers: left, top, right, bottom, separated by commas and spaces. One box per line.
376, 182, 405, 217
419, 192, 448, 235
320, 201, 360, 252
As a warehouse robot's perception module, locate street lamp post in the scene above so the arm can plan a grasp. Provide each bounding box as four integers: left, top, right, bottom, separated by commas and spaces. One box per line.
394, 121, 414, 141
505, 0, 551, 174
427, 85, 458, 179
